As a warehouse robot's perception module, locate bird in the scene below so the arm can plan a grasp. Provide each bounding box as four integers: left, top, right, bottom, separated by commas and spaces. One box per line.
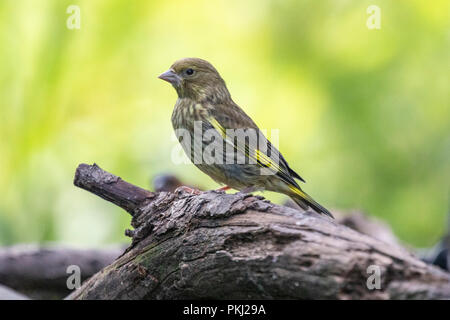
158, 57, 333, 218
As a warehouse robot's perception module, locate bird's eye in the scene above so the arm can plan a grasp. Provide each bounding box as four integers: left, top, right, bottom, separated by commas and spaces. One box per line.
185, 68, 195, 76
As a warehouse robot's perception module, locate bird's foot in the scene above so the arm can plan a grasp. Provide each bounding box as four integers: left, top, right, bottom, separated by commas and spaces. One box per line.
215, 185, 231, 193
174, 185, 202, 195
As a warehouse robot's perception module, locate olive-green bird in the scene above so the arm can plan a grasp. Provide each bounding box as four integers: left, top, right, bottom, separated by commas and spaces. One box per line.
159, 58, 333, 218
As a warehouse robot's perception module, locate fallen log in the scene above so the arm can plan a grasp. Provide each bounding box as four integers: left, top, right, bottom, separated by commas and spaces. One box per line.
68, 163, 450, 299
0, 244, 123, 299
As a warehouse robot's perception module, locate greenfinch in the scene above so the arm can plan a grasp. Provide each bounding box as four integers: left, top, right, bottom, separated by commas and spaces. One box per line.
159, 58, 333, 218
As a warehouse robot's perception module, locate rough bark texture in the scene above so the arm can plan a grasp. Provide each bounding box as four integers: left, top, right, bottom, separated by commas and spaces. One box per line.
68, 163, 450, 300
0, 244, 123, 299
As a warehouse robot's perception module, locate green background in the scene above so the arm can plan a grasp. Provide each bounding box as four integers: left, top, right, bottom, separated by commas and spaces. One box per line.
0, 0, 448, 247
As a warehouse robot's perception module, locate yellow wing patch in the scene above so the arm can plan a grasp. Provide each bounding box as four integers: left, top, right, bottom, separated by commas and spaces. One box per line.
288, 185, 308, 199
208, 115, 286, 176
255, 149, 283, 173
208, 117, 227, 138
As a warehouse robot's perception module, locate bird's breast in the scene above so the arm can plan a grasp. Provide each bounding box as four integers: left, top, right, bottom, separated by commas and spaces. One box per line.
171, 99, 208, 130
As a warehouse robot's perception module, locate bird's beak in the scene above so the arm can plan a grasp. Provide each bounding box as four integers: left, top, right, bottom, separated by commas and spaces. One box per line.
158, 69, 181, 86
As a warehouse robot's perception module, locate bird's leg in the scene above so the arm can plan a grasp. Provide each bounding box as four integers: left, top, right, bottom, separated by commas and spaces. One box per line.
174, 185, 202, 195
215, 185, 231, 192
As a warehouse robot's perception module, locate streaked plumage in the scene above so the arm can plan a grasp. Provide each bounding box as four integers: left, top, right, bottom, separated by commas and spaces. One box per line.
159, 58, 333, 218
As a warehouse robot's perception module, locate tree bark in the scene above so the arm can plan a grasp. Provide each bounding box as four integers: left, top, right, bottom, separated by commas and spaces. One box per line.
68, 163, 450, 300
0, 244, 124, 299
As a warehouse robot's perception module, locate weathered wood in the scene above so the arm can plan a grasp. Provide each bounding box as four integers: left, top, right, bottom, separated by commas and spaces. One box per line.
68, 163, 450, 300
74, 163, 155, 216
0, 244, 123, 299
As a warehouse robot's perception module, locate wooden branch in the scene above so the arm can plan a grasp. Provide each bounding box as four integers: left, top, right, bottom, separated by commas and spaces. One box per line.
68, 163, 450, 300
0, 244, 123, 299
74, 163, 155, 215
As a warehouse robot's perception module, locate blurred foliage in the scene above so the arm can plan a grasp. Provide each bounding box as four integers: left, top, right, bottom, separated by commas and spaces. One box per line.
0, 0, 448, 247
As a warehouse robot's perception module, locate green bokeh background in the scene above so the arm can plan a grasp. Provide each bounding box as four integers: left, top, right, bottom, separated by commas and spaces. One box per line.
0, 0, 448, 247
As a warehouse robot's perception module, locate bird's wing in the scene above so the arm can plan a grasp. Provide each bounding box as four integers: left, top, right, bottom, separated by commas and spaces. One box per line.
204, 103, 306, 187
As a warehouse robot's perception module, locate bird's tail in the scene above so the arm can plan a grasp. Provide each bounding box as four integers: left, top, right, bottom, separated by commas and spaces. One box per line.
288, 186, 334, 218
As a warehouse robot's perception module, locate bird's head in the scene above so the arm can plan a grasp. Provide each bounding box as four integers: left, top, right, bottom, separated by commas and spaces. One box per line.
158, 58, 231, 102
